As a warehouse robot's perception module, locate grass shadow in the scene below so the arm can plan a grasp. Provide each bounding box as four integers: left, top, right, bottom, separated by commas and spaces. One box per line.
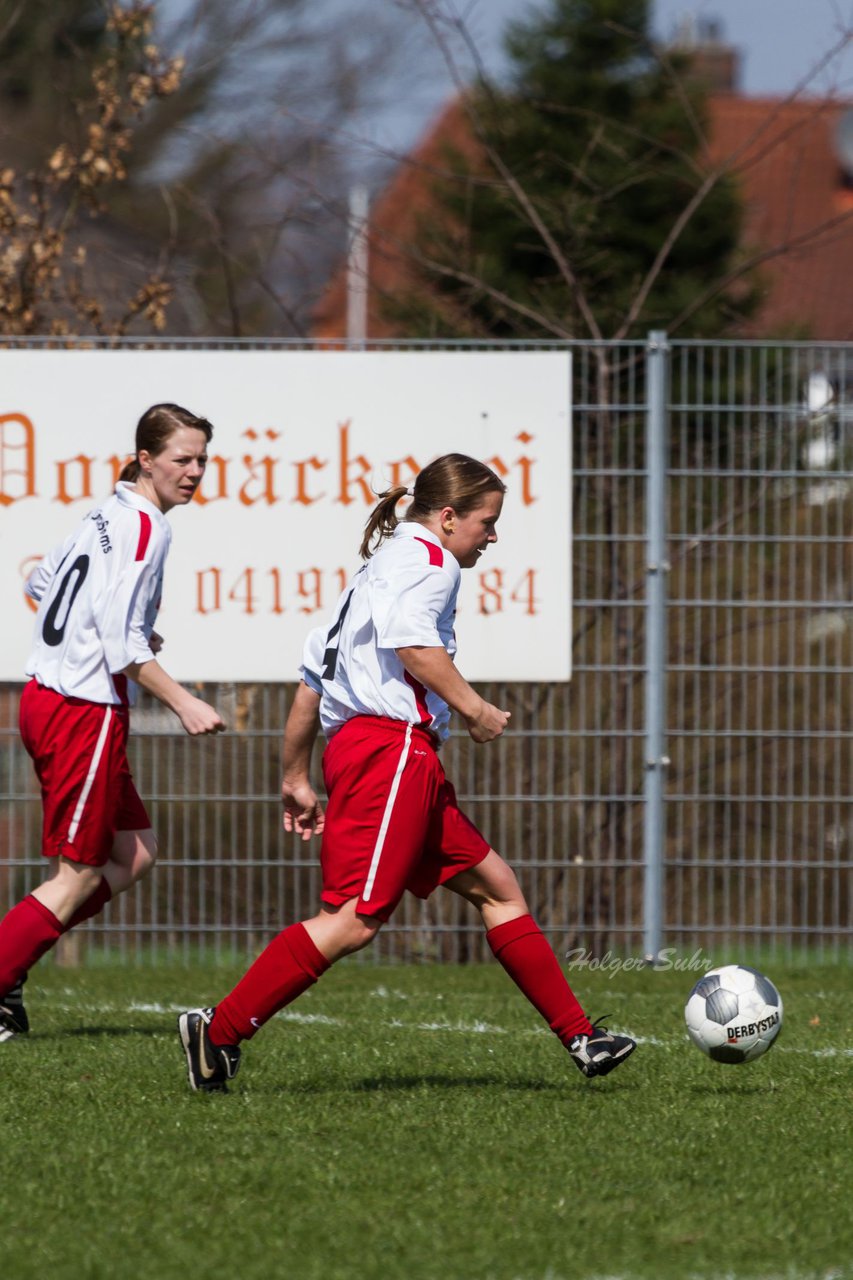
268, 1071, 637, 1096
47, 1024, 169, 1039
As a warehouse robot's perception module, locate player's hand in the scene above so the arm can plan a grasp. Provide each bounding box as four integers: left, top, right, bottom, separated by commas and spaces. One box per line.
149, 630, 164, 655
282, 779, 325, 840
465, 699, 511, 743
178, 696, 226, 736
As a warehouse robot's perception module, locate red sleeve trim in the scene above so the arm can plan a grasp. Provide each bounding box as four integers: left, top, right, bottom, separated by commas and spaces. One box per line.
135, 512, 152, 562
414, 536, 444, 567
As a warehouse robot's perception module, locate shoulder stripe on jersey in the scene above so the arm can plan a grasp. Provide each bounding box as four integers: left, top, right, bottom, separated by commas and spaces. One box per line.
414, 536, 443, 567
135, 511, 152, 562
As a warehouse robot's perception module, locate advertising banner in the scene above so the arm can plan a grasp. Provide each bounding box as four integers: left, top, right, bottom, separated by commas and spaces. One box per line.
0, 349, 571, 682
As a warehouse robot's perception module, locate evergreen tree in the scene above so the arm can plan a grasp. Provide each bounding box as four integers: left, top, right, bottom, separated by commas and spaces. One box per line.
386, 0, 756, 339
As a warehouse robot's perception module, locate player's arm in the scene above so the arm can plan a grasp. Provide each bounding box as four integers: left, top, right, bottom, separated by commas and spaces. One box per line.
123, 657, 225, 736
25, 532, 76, 603
99, 528, 223, 736
281, 680, 325, 839
396, 645, 510, 743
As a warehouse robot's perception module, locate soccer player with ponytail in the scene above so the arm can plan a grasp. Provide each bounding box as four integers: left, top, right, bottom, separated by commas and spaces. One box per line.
0, 404, 225, 1040
178, 453, 635, 1090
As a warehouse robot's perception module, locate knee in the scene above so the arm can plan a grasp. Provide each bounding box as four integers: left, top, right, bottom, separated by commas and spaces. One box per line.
137, 831, 158, 877
311, 901, 382, 962
126, 830, 158, 881
345, 914, 382, 954
464, 857, 526, 912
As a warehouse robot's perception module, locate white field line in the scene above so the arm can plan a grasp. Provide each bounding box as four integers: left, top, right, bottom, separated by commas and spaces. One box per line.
23, 999, 853, 1058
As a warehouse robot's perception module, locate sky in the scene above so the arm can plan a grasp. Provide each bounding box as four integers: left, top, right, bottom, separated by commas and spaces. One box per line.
463, 0, 853, 95
370, 0, 853, 153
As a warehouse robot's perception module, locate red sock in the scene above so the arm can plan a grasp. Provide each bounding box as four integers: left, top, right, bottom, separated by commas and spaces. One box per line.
210, 922, 331, 1046
0, 895, 64, 993
65, 878, 113, 931
487, 913, 592, 1044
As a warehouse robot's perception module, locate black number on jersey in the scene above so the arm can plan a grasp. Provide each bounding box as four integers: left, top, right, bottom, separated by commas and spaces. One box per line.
42, 554, 90, 647
322, 587, 355, 681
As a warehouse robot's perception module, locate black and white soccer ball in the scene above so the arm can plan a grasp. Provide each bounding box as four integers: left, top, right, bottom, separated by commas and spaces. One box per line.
684, 964, 783, 1064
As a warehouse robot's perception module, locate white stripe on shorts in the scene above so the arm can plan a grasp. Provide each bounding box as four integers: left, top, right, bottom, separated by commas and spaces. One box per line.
67, 705, 113, 843
362, 723, 413, 903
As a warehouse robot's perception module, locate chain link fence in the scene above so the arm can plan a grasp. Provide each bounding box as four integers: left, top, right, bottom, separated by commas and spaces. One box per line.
1, 337, 850, 964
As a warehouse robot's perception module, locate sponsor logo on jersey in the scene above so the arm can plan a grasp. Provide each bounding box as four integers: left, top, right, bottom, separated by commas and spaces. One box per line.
90, 510, 112, 554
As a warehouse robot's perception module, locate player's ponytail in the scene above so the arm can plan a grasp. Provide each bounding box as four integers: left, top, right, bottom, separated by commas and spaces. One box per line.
359, 485, 410, 559
359, 453, 506, 559
119, 403, 214, 484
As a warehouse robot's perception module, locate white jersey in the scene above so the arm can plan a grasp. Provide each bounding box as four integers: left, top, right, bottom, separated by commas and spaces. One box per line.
25, 482, 172, 705
301, 522, 460, 743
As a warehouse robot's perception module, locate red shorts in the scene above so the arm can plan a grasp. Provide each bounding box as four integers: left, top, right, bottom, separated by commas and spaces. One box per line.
319, 716, 490, 922
19, 679, 151, 866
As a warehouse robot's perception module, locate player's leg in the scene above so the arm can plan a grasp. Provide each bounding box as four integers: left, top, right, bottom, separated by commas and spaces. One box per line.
178, 718, 433, 1091
0, 856, 103, 1037
64, 827, 158, 931
445, 846, 636, 1079
0, 829, 156, 1039
178, 900, 382, 1092
62, 745, 157, 930
447, 849, 596, 1042
211, 897, 380, 1045
0, 686, 143, 1037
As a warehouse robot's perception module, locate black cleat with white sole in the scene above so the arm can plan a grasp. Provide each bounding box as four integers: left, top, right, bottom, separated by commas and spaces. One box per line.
178, 1007, 241, 1092
569, 1015, 636, 1078
0, 977, 30, 1040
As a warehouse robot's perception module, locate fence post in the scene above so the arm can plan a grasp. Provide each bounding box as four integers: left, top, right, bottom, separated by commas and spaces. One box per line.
643, 330, 670, 962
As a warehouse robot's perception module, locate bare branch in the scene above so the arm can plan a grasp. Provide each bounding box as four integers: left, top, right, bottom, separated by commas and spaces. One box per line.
410, 0, 603, 340
668, 203, 853, 335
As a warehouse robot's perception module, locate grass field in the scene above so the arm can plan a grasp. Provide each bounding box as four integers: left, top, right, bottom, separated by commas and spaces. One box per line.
2, 959, 851, 1280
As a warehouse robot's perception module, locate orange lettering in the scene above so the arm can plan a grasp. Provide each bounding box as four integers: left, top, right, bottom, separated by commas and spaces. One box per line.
478, 568, 505, 615
296, 569, 323, 614
293, 456, 327, 506
0, 413, 36, 506
107, 454, 133, 488
228, 568, 257, 614
196, 568, 222, 614
515, 431, 537, 505
239, 455, 277, 506
388, 457, 420, 491
268, 568, 285, 614
487, 434, 537, 504
511, 569, 538, 616
55, 454, 95, 505
337, 420, 373, 506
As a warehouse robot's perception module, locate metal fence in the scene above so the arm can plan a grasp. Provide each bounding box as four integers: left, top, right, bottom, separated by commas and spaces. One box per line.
1, 336, 851, 965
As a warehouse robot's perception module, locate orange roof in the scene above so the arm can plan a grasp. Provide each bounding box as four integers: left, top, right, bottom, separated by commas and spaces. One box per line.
708, 96, 853, 338
313, 93, 853, 340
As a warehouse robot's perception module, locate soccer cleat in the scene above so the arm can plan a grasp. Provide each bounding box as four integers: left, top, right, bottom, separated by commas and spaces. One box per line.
568, 1014, 636, 1078
178, 1007, 241, 1093
0, 977, 30, 1038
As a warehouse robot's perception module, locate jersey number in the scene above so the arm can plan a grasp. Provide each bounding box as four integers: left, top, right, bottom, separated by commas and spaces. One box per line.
322, 588, 355, 681
42, 554, 90, 647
